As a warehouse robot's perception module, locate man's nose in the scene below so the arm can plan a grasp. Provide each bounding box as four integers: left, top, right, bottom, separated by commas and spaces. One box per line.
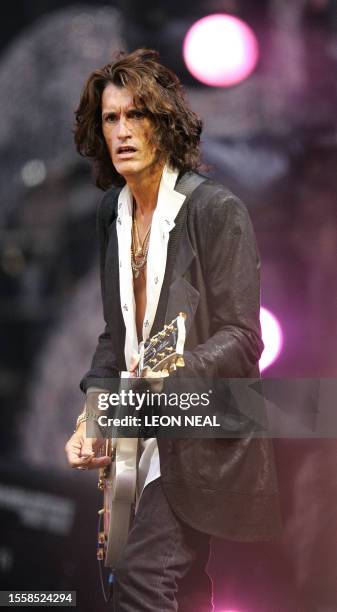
117, 116, 131, 139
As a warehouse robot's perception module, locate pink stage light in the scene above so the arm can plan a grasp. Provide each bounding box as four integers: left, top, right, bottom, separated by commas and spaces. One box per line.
183, 14, 259, 87
259, 307, 283, 371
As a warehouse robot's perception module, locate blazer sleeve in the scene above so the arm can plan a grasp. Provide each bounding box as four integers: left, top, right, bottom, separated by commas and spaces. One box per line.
79, 191, 120, 392
183, 192, 264, 378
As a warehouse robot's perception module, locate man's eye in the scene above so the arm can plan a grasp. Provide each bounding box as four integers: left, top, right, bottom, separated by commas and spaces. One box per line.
104, 114, 117, 123
130, 110, 145, 120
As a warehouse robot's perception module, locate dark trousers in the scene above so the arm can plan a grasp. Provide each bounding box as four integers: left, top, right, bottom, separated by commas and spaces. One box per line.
113, 477, 214, 611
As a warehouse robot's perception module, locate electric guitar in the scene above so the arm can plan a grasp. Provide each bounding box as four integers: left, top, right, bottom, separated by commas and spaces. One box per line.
96, 312, 186, 583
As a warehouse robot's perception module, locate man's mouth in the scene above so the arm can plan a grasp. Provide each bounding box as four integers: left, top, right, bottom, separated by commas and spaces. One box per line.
116, 146, 137, 155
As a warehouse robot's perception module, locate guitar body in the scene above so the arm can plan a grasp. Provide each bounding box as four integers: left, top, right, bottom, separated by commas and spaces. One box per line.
98, 437, 138, 568
96, 313, 186, 571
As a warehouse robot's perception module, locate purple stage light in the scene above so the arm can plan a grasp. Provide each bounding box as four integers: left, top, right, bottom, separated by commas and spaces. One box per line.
183, 14, 259, 87
259, 307, 283, 371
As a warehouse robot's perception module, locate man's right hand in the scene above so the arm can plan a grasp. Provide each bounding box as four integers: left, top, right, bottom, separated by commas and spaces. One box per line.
65, 422, 111, 470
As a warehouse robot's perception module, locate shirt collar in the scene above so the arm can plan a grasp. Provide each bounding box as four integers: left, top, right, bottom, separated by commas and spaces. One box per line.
117, 163, 185, 226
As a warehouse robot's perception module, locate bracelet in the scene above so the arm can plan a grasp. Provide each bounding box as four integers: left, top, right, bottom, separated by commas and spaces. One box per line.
74, 409, 100, 433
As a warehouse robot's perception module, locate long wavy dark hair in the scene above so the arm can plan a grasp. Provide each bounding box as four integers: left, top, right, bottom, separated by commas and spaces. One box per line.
74, 48, 203, 189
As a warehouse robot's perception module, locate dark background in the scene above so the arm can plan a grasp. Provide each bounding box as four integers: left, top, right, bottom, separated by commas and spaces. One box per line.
0, 1, 336, 611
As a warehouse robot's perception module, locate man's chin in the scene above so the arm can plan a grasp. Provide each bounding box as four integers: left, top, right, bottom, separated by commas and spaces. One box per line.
114, 160, 139, 178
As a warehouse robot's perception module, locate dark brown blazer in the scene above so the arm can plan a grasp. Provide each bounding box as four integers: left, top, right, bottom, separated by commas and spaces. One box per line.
80, 172, 282, 541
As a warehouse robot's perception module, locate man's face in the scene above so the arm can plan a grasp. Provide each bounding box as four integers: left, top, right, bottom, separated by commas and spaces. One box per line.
101, 83, 161, 182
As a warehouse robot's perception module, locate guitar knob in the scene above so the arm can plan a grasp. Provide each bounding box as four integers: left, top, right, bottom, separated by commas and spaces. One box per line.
176, 356, 185, 368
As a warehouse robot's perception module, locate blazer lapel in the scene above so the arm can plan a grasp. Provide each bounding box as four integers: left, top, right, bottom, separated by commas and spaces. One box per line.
165, 222, 200, 335
171, 219, 196, 282
151, 200, 200, 337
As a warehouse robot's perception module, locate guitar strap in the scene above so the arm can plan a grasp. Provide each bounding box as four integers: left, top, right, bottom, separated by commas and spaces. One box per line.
174, 170, 207, 198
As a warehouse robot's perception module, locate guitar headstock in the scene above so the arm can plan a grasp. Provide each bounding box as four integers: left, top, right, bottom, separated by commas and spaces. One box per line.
140, 312, 186, 375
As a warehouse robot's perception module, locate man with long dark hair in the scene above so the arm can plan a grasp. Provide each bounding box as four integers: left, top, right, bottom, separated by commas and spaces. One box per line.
65, 49, 281, 611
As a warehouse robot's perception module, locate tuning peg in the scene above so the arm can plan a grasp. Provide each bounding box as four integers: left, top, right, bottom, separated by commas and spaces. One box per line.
176, 356, 185, 367
169, 363, 177, 373
97, 549, 104, 561
149, 358, 158, 365
166, 346, 174, 353
98, 532, 105, 544
158, 352, 166, 359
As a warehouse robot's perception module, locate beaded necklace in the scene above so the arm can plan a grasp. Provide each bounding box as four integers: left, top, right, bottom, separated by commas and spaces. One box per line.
131, 204, 152, 279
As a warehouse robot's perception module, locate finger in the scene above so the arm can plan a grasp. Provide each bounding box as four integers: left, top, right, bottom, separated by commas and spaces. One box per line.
66, 443, 94, 467
68, 454, 94, 468
129, 353, 140, 372
73, 450, 111, 470
81, 438, 95, 458
86, 456, 112, 470
65, 442, 82, 465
